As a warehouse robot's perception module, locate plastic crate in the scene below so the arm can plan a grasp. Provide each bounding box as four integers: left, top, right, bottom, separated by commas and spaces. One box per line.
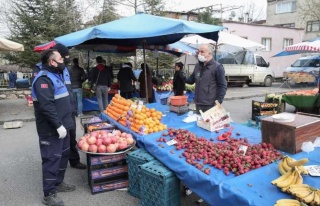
169, 104, 189, 114
126, 149, 155, 198
140, 161, 180, 206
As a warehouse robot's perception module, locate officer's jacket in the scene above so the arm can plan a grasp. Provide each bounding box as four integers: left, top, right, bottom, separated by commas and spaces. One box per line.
31, 65, 75, 136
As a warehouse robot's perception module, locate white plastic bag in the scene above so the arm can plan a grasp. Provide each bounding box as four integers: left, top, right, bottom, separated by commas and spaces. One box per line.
313, 137, 320, 147
301, 141, 315, 153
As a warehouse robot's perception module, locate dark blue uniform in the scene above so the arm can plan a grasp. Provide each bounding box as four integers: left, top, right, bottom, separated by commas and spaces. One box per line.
33, 63, 81, 166
31, 65, 74, 196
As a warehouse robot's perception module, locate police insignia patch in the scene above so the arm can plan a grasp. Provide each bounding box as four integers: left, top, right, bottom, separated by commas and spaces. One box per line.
41, 84, 48, 88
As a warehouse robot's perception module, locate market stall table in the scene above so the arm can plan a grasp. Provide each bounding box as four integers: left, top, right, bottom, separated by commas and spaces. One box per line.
100, 103, 320, 205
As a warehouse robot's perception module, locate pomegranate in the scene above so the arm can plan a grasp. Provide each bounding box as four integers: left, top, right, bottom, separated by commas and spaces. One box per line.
110, 136, 117, 144
125, 133, 133, 139
87, 136, 96, 145
126, 137, 134, 145
103, 137, 111, 146
106, 144, 117, 153
121, 132, 127, 138
118, 141, 128, 150
96, 138, 103, 147
81, 142, 89, 152
98, 145, 107, 153
88, 145, 98, 153
77, 139, 85, 148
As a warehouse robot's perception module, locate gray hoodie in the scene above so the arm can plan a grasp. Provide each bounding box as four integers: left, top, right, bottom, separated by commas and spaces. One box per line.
186, 59, 227, 106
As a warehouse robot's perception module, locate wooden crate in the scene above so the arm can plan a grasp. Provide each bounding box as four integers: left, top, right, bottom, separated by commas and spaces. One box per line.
261, 114, 320, 154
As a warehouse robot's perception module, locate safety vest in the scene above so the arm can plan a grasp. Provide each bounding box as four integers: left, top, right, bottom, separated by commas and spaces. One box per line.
33, 63, 71, 86
31, 70, 69, 101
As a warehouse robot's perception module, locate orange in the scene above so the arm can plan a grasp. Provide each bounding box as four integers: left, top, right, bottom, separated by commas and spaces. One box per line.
148, 128, 154, 133
150, 108, 156, 112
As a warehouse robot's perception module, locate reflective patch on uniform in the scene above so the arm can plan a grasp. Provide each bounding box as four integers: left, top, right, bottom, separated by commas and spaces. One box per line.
54, 153, 62, 157
40, 141, 50, 145
62, 147, 70, 152
58, 168, 67, 171
41, 84, 48, 88
45, 178, 56, 181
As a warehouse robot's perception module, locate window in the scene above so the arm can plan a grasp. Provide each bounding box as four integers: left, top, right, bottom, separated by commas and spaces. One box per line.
256, 56, 268, 67
307, 21, 320, 32
283, 38, 293, 49
262, 38, 271, 51
276, 1, 296, 14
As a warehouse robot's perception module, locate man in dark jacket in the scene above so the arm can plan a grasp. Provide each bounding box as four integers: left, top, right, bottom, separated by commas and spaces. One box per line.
90, 56, 112, 113
173, 62, 186, 96
117, 62, 137, 99
186, 43, 227, 113
69, 58, 87, 116
31, 49, 75, 206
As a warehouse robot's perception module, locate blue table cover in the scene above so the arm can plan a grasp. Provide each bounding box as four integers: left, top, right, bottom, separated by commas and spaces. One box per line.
154, 90, 173, 105
100, 103, 320, 206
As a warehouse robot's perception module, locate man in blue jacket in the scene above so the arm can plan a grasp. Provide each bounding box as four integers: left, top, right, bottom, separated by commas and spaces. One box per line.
32, 49, 76, 206
186, 43, 227, 113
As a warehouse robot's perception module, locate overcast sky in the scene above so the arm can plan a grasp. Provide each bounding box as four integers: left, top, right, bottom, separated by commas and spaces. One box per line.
0, 0, 267, 38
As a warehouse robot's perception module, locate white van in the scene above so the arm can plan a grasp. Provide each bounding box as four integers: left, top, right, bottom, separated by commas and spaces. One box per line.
285, 55, 320, 75
218, 51, 275, 87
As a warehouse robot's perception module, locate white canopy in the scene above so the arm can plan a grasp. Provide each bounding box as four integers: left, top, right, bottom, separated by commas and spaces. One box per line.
180, 32, 265, 53
0, 38, 24, 52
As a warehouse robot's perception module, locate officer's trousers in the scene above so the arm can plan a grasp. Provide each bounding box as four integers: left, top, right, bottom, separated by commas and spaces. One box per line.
39, 133, 70, 196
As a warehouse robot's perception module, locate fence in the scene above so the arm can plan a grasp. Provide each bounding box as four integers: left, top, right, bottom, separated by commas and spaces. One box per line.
0, 72, 32, 88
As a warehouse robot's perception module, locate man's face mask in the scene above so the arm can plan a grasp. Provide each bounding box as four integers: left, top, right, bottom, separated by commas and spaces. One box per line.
53, 60, 66, 72
198, 54, 207, 62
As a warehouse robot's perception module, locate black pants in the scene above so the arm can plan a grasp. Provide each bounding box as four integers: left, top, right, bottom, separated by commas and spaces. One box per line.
195, 104, 214, 114
120, 91, 133, 99
69, 128, 80, 166
39, 133, 70, 196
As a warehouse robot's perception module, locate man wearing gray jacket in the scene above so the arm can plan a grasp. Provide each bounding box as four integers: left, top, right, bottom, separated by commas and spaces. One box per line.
186, 43, 227, 113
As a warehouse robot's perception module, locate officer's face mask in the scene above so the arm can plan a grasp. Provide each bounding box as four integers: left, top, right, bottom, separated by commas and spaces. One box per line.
53, 60, 66, 72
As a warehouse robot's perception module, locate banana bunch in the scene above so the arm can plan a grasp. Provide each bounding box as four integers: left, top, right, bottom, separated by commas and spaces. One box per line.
287, 184, 320, 205
274, 199, 301, 206
278, 156, 309, 175
272, 166, 303, 192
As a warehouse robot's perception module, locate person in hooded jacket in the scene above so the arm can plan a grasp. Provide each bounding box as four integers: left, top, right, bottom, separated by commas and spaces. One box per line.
173, 62, 186, 96
31, 49, 75, 206
186, 43, 227, 113
90, 56, 112, 113
117, 62, 137, 99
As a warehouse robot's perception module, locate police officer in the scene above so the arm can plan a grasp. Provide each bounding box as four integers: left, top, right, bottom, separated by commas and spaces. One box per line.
32, 49, 75, 206
33, 43, 86, 170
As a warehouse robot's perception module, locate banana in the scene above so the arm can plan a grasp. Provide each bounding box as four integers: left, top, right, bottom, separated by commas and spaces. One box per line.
293, 167, 303, 185
272, 171, 292, 185
302, 191, 315, 204
275, 199, 301, 206
281, 170, 300, 192
276, 170, 297, 188
278, 160, 287, 175
313, 191, 320, 205
282, 157, 293, 172
287, 158, 309, 167
297, 166, 308, 175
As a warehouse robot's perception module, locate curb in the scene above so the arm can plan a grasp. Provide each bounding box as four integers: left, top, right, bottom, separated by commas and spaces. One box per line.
0, 117, 35, 125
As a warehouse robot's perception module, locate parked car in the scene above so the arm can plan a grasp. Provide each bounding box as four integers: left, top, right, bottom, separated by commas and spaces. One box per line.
285, 55, 320, 74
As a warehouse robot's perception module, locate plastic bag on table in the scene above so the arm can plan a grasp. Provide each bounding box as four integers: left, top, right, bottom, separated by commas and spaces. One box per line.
313, 137, 320, 147
301, 141, 315, 153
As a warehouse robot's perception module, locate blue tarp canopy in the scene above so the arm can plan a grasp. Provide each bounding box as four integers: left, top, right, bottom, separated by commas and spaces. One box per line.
54, 13, 225, 48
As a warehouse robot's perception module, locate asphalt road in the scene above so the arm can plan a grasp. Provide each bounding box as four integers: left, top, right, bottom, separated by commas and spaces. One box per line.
0, 82, 312, 206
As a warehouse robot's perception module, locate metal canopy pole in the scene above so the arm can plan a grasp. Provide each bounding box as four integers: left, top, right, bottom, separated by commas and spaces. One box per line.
142, 40, 149, 103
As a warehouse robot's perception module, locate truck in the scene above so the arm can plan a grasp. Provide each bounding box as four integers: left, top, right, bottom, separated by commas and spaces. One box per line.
218, 51, 275, 87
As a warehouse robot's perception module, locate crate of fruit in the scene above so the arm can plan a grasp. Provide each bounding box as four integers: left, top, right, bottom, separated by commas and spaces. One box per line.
126, 149, 155, 198
139, 160, 180, 206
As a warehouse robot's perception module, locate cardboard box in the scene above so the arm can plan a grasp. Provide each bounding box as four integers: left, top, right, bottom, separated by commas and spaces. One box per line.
91, 165, 128, 180
261, 113, 320, 154
196, 101, 231, 132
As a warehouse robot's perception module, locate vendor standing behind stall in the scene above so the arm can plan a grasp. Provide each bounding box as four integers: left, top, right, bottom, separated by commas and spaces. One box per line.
173, 62, 186, 96
90, 56, 112, 113
69, 58, 87, 117
186, 43, 227, 113
139, 63, 154, 103
117, 62, 137, 99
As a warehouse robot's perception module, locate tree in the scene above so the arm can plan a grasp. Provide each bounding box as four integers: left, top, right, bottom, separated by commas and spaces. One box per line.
3, 0, 82, 68
196, 8, 221, 25
92, 0, 120, 25
298, 0, 320, 32
235, 1, 265, 23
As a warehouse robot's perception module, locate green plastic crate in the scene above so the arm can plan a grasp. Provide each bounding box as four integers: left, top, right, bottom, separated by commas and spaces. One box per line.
140, 161, 180, 206
126, 149, 155, 198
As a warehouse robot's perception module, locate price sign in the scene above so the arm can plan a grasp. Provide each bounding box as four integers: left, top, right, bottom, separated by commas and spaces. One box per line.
166, 139, 177, 146
239, 145, 248, 156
